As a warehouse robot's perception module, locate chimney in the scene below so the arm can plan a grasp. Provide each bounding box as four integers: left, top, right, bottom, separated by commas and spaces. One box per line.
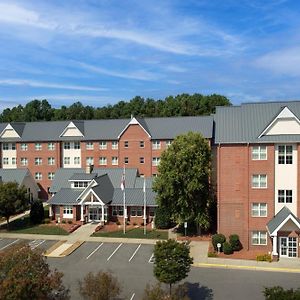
86, 164, 94, 174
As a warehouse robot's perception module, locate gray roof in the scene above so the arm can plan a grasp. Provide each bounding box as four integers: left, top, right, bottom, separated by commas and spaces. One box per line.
0, 115, 213, 142
267, 206, 300, 234
48, 188, 82, 205
69, 173, 97, 181
92, 174, 114, 204
112, 188, 156, 206
215, 101, 300, 143
50, 168, 138, 193
0, 168, 30, 186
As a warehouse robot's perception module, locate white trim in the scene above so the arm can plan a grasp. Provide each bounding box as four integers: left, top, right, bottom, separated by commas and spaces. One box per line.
78, 189, 105, 206
258, 107, 300, 138
0, 124, 20, 138
271, 214, 300, 235
60, 121, 84, 137
117, 117, 151, 139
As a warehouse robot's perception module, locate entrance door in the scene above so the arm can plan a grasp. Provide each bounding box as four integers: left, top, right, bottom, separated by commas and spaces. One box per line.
89, 207, 102, 222
280, 237, 297, 258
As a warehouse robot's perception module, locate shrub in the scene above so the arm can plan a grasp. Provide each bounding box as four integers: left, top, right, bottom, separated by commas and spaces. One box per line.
68, 220, 73, 225
212, 233, 226, 251
154, 206, 174, 229
30, 200, 45, 224
207, 252, 218, 257
256, 254, 272, 262
223, 242, 233, 255
116, 221, 121, 225
229, 234, 242, 251
263, 286, 300, 300
62, 220, 66, 224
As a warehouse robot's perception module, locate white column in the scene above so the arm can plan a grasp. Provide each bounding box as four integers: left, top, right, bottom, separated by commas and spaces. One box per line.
80, 205, 84, 222
101, 205, 104, 222
49, 205, 53, 217
272, 235, 278, 255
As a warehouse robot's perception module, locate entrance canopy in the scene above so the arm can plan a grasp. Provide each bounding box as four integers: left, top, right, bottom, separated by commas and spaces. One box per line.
267, 206, 300, 236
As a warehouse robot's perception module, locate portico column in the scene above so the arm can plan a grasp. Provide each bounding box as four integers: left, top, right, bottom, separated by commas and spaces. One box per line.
272, 235, 278, 256
101, 205, 104, 222
80, 205, 84, 222
49, 205, 53, 217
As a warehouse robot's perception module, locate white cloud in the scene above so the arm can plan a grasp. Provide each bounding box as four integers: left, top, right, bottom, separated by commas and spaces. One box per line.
0, 79, 107, 92
255, 46, 300, 76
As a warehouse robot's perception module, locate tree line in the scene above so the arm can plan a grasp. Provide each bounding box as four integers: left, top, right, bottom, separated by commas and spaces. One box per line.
0, 93, 231, 122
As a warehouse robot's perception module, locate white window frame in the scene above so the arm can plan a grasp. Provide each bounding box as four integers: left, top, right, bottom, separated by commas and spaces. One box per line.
99, 141, 107, 150
252, 146, 267, 160
152, 157, 160, 166
140, 141, 144, 148
20, 157, 28, 166
35, 157, 42, 165
21, 143, 28, 151
252, 174, 267, 188
48, 157, 55, 165
112, 157, 118, 165
86, 157, 94, 165
99, 157, 107, 165
64, 157, 70, 165
2, 157, 9, 165
112, 141, 118, 150
140, 157, 145, 164
86, 142, 94, 150
11, 157, 16, 165
251, 203, 267, 217
35, 172, 42, 180
11, 143, 16, 150
64, 142, 70, 150
278, 145, 293, 164
48, 142, 55, 150
278, 190, 293, 203
166, 140, 172, 148
152, 140, 161, 150
74, 141, 80, 149
74, 157, 81, 165
35, 143, 42, 151
63, 205, 73, 218
48, 172, 55, 180
124, 141, 129, 148
2, 143, 9, 150
124, 157, 129, 164
251, 231, 267, 245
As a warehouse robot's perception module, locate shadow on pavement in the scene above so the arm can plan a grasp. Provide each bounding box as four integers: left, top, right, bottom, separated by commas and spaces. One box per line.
186, 282, 213, 300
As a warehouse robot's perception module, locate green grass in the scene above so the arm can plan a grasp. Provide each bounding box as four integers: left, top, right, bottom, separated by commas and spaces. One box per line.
0, 214, 69, 235
92, 227, 168, 239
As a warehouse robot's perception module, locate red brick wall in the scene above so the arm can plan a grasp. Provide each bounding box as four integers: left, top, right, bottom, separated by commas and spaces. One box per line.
218, 144, 274, 252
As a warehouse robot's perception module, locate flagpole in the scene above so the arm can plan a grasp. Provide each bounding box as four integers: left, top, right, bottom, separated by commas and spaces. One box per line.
143, 177, 146, 235
123, 165, 126, 234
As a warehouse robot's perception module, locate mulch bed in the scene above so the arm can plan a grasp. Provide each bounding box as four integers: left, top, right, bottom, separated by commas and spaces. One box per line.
95, 222, 154, 233
48, 222, 81, 233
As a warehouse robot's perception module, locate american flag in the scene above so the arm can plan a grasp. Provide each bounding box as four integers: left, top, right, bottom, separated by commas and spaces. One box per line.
120, 166, 125, 191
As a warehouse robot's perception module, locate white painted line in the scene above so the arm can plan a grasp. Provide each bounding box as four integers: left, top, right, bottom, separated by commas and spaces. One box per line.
129, 244, 141, 262
0, 239, 19, 251
86, 243, 104, 259
148, 253, 154, 263
130, 293, 135, 300
32, 240, 46, 249
107, 243, 123, 261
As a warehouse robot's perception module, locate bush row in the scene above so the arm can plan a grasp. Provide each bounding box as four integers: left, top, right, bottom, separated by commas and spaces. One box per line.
212, 233, 242, 255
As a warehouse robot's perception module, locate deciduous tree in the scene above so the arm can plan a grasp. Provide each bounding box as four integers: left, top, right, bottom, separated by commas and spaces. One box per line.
143, 283, 190, 300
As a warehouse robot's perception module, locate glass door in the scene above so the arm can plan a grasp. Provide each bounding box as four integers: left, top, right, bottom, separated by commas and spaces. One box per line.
280, 237, 297, 258
89, 207, 102, 222
280, 237, 287, 257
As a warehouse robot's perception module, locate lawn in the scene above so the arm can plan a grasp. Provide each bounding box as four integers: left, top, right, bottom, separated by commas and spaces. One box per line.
92, 227, 168, 239
0, 214, 69, 235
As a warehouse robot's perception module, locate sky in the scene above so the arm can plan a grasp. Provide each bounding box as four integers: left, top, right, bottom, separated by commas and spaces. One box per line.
0, 0, 300, 112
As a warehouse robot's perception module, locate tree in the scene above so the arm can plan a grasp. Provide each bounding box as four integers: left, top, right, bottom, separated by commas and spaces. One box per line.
0, 182, 29, 229
153, 239, 193, 295
30, 199, 45, 224
79, 271, 122, 300
153, 132, 212, 234
143, 283, 190, 300
264, 286, 300, 300
0, 243, 69, 299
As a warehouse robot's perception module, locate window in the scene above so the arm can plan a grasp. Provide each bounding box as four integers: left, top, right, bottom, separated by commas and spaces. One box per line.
73, 181, 88, 188
140, 157, 144, 164
278, 190, 293, 203
64, 142, 70, 150
278, 145, 293, 164
252, 146, 267, 160
131, 207, 137, 216
86, 142, 94, 150
251, 231, 267, 245
35, 157, 42, 165
137, 207, 143, 217
48, 172, 55, 180
124, 141, 129, 148
251, 203, 267, 217
112, 141, 118, 150
112, 157, 118, 165
20, 158, 28, 166
112, 206, 118, 216
166, 140, 172, 148
152, 157, 160, 166
99, 141, 107, 150
11, 143, 16, 150
21, 143, 28, 151
149, 207, 155, 217
124, 157, 129, 164
74, 157, 80, 165
11, 157, 16, 165
99, 157, 107, 165
140, 141, 144, 148
2, 157, 9, 165
35, 143, 42, 151
74, 142, 80, 149
64, 157, 70, 165
86, 157, 94, 165
152, 140, 161, 150
152, 173, 158, 177
63, 205, 73, 217
48, 157, 55, 165
48, 142, 55, 150
118, 206, 124, 216
2, 143, 9, 150
35, 172, 42, 180
252, 174, 267, 188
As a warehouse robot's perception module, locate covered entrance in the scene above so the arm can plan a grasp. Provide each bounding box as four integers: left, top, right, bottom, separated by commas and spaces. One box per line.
280, 237, 297, 258
89, 207, 102, 222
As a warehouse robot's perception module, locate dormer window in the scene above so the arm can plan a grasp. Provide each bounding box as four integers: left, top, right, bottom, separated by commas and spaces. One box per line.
73, 181, 89, 188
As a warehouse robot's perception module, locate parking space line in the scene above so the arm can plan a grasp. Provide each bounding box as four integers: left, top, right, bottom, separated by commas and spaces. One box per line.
32, 240, 46, 249
148, 253, 154, 263
107, 243, 123, 261
130, 293, 135, 300
129, 244, 141, 262
0, 239, 19, 251
86, 243, 104, 259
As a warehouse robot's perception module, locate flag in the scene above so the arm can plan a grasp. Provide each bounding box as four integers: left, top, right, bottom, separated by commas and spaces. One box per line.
120, 166, 125, 191
143, 177, 146, 193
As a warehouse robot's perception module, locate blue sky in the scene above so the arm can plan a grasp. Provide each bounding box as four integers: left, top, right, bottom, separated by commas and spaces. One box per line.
0, 0, 300, 111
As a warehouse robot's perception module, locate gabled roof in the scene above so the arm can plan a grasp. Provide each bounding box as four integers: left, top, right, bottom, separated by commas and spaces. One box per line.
0, 168, 29, 185
91, 174, 114, 204
48, 188, 82, 205
60, 121, 84, 137
267, 206, 300, 235
117, 117, 151, 138
215, 101, 300, 143
0, 123, 25, 138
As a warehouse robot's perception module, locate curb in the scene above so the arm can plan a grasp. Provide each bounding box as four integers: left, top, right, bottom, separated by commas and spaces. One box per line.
193, 262, 300, 273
